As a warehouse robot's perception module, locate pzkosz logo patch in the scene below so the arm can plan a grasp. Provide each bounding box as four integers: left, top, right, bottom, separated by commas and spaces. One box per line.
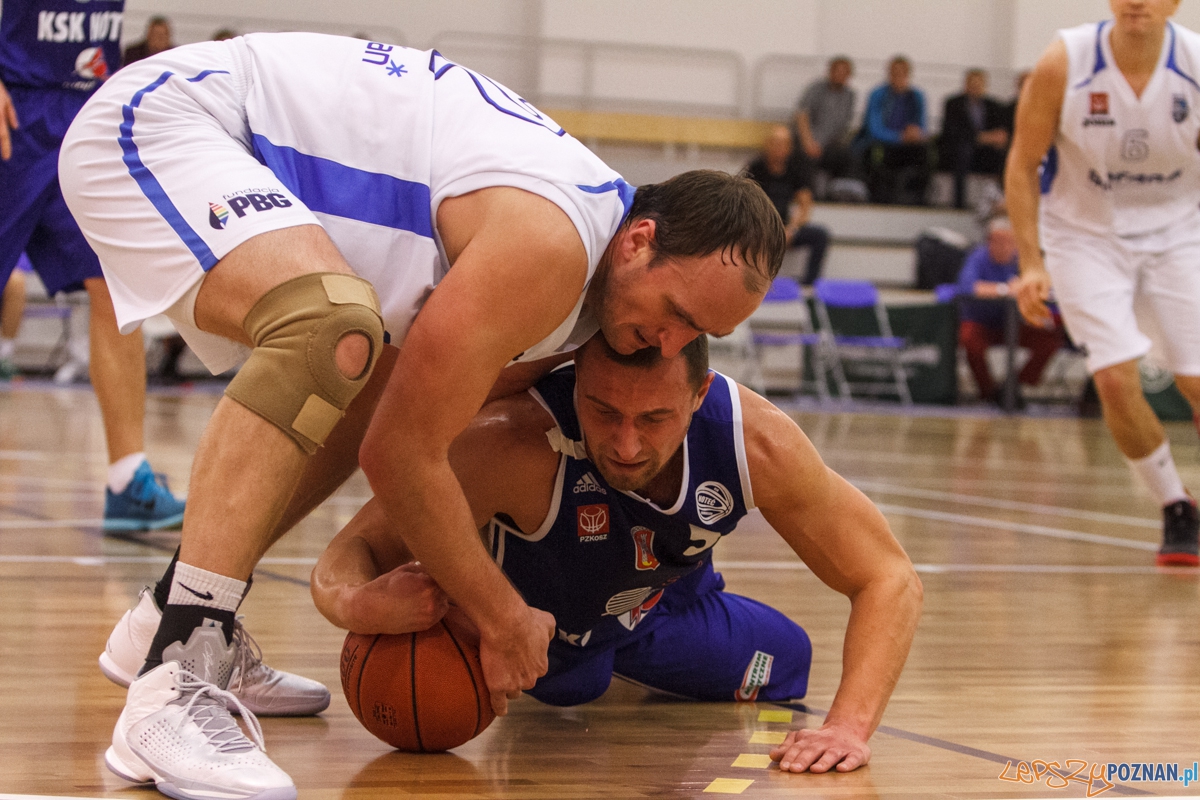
631, 526, 659, 571
1174, 93, 1189, 123
695, 481, 733, 524
1090, 92, 1109, 115
577, 504, 609, 542
735, 650, 774, 702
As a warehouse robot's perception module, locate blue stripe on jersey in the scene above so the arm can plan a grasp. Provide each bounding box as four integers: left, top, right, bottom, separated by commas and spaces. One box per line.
1166, 23, 1200, 92
118, 70, 228, 271
251, 135, 434, 239
577, 178, 636, 217
1073, 21, 1109, 90
1039, 145, 1058, 195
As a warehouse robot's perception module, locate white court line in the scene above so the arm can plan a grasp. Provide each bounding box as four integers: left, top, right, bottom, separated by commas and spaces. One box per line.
0, 518, 103, 529
874, 503, 1159, 552
716, 560, 1196, 575
852, 480, 1160, 529
0, 555, 317, 566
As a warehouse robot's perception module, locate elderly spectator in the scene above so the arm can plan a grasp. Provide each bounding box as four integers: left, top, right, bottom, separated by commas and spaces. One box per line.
862, 55, 930, 204
956, 217, 1062, 405
744, 126, 831, 286
793, 56, 856, 183
122, 16, 174, 67
940, 69, 1009, 209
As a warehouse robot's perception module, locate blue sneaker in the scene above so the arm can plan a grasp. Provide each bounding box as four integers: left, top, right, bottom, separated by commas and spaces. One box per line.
103, 461, 186, 532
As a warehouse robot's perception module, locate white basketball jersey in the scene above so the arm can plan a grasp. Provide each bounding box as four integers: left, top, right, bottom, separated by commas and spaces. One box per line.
240, 33, 631, 359
1041, 21, 1200, 242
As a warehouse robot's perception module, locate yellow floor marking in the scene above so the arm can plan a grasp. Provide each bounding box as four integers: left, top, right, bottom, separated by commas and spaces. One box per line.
702, 778, 755, 794
749, 730, 787, 745
732, 753, 774, 769
756, 709, 793, 723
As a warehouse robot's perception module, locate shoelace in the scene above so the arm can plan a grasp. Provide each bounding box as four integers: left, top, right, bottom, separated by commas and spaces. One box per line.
175, 670, 266, 754
228, 618, 269, 693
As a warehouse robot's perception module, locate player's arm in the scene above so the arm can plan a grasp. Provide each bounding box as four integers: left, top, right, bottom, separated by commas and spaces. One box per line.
739, 385, 922, 774
1004, 38, 1066, 328
0, 77, 19, 161
358, 186, 585, 716
315, 392, 558, 634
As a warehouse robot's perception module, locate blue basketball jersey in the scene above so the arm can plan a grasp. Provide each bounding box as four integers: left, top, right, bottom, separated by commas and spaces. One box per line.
0, 0, 124, 91
487, 365, 755, 649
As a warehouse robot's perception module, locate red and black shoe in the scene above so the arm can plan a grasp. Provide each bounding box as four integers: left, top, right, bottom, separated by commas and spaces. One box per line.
1157, 498, 1200, 567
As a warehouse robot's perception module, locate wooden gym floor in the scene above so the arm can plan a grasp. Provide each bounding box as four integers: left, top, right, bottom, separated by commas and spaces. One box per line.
0, 383, 1197, 799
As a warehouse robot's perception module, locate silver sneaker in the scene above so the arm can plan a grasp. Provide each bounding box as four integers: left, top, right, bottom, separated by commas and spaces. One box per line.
106, 622, 297, 800
100, 588, 330, 716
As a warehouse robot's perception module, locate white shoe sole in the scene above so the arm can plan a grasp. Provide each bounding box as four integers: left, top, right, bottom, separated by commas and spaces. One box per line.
106, 745, 297, 800
99, 650, 136, 688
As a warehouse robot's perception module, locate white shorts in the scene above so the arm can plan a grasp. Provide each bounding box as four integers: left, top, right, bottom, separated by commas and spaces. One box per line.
59, 40, 319, 373
1042, 222, 1200, 376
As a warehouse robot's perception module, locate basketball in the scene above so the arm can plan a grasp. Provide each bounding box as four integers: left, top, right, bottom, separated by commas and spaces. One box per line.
339, 609, 496, 752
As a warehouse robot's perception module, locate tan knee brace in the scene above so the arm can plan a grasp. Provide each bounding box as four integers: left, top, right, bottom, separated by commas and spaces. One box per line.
225, 273, 384, 454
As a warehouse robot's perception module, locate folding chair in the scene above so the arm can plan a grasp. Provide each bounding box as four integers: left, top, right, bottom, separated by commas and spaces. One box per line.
812, 278, 912, 404
750, 277, 829, 400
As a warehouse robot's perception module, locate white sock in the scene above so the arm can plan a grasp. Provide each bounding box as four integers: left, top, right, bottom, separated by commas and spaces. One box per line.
0, 339, 15, 360
168, 562, 246, 612
107, 452, 146, 494
1127, 440, 1190, 507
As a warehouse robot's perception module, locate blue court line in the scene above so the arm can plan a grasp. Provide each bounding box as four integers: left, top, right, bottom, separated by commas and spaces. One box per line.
777, 702, 1158, 797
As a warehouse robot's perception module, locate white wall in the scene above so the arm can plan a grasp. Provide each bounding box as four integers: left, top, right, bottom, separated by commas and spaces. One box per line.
119, 0, 1200, 119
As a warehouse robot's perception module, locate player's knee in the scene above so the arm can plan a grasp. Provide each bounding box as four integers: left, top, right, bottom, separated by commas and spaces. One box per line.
334, 331, 372, 380
224, 273, 384, 454
1092, 365, 1142, 407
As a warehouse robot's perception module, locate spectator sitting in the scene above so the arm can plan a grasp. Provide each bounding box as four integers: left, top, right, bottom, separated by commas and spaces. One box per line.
956, 217, 1063, 405
939, 69, 1010, 209
861, 55, 930, 205
792, 56, 856, 188
122, 16, 174, 67
743, 125, 831, 286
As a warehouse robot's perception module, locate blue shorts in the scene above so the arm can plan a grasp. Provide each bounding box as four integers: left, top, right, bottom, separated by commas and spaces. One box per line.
0, 86, 103, 295
529, 561, 812, 706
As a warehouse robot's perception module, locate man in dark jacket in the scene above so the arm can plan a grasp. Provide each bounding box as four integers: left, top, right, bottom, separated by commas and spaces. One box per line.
940, 69, 1009, 209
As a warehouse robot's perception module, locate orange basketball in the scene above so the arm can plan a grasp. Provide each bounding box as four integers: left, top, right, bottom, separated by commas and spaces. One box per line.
340, 609, 495, 752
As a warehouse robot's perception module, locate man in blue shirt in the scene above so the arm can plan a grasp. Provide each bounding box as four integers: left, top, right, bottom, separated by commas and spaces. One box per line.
312, 333, 922, 776
861, 56, 931, 205
0, 1, 185, 530
955, 218, 1062, 403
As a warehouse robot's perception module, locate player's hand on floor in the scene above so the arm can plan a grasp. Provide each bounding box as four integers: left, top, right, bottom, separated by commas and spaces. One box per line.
479, 603, 555, 717
769, 723, 871, 773
342, 562, 449, 635
1014, 267, 1054, 328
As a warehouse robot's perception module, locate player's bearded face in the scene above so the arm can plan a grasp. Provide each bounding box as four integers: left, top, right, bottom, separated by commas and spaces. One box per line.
575, 359, 700, 493
593, 229, 763, 358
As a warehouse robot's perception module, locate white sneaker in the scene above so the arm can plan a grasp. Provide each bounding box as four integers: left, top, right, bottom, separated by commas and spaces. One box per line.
100, 588, 331, 716
106, 623, 296, 800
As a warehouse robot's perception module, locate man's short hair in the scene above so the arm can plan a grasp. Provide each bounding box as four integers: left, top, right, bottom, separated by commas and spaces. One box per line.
579, 334, 710, 394
828, 55, 852, 69
889, 55, 911, 70
626, 170, 785, 293
987, 216, 1012, 234
147, 15, 170, 29
966, 67, 987, 80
